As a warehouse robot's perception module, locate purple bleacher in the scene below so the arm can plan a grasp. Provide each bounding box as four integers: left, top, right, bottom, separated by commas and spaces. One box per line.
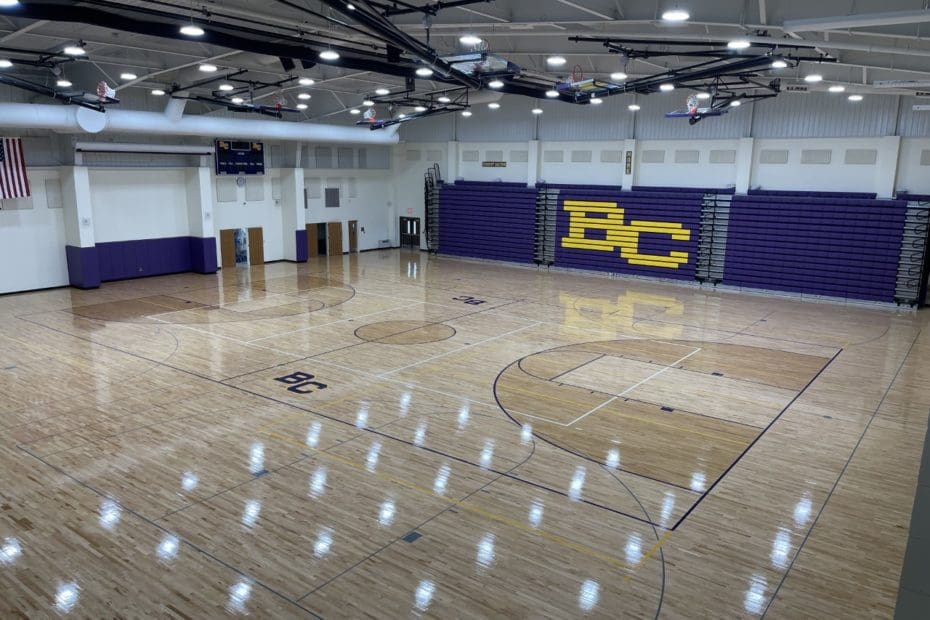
438, 183, 537, 263
896, 192, 930, 202
632, 185, 735, 194
550, 184, 701, 281
723, 195, 907, 302
748, 189, 878, 200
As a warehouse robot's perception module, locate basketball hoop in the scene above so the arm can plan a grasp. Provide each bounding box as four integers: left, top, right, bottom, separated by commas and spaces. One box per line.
96, 81, 116, 101
572, 65, 584, 84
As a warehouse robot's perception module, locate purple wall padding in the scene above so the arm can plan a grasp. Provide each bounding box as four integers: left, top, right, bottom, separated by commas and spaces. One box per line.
189, 237, 218, 274
65, 245, 101, 289
723, 196, 907, 302
295, 229, 308, 262
438, 182, 537, 263
552, 185, 702, 281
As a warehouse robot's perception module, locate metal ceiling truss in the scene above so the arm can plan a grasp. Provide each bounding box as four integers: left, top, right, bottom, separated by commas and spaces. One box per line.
0, 72, 117, 111
356, 86, 469, 129
365, 0, 493, 18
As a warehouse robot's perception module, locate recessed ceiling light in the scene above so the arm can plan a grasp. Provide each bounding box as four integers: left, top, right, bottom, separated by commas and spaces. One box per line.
488, 79, 504, 89
0, 0, 21, 7
415, 67, 434, 77
319, 50, 340, 61
461, 110, 472, 117
218, 84, 234, 91
848, 94, 863, 102
415, 105, 427, 112
590, 97, 603, 104
532, 108, 543, 114
180, 25, 205, 37
727, 39, 751, 50
730, 99, 742, 107
398, 113, 407, 119
119, 72, 137, 80
460, 34, 483, 45
610, 72, 628, 81
56, 79, 72, 88
661, 9, 690, 22
771, 59, 788, 69
659, 83, 675, 92
296, 103, 308, 110
696, 92, 711, 99
63, 45, 86, 56
230, 97, 244, 104
349, 108, 361, 114
0, 59, 12, 69
628, 103, 641, 111
198, 63, 217, 72
438, 96, 451, 103
298, 93, 311, 100
375, 88, 389, 95
346, 3, 355, 9
804, 74, 823, 83
151, 89, 166, 96
298, 77, 315, 86
547, 56, 567, 67
828, 85, 846, 93
488, 102, 500, 109
545, 89, 559, 98
362, 99, 375, 106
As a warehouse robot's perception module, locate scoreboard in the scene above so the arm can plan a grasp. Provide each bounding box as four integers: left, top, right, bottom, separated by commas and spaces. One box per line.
215, 140, 265, 175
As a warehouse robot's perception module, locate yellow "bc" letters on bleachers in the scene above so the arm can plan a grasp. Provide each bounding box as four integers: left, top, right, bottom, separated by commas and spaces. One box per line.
560, 200, 691, 268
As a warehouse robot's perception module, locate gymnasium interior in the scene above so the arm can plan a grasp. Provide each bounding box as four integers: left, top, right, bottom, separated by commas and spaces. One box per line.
2, 0, 930, 617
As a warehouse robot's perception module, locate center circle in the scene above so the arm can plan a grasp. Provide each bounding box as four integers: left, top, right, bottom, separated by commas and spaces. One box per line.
354, 320, 456, 345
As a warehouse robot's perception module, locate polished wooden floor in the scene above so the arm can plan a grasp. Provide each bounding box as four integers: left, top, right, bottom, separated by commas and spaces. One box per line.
1, 249, 927, 618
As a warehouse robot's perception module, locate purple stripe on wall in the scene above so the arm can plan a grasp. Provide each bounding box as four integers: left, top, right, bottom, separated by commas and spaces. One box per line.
65, 245, 101, 289
189, 237, 218, 274
295, 229, 308, 262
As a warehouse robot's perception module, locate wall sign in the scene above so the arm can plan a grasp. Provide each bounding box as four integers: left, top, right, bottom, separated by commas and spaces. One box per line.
625, 151, 633, 175
481, 161, 507, 168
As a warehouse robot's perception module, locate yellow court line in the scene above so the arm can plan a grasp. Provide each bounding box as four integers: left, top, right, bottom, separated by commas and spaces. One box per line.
257, 427, 637, 572
624, 531, 673, 582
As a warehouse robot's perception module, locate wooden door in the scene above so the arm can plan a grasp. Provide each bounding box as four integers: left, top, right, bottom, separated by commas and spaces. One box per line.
247, 227, 265, 265
219, 229, 236, 268
348, 220, 358, 253
306, 223, 319, 258
327, 222, 343, 256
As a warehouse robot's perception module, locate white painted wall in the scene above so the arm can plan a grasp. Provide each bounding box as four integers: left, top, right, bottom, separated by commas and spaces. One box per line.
212, 171, 284, 263
897, 138, 930, 196
539, 140, 625, 185
89, 169, 190, 242
457, 142, 529, 183
0, 168, 69, 293
635, 139, 740, 189
303, 168, 396, 251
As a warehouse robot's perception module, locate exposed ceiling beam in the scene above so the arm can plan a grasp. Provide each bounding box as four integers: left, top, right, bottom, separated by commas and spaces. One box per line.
758, 0, 767, 25
554, 0, 612, 20
0, 20, 49, 44
117, 51, 242, 91
784, 9, 930, 33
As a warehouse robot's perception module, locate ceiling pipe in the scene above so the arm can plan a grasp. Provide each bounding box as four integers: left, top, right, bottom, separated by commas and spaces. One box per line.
784, 10, 930, 33
0, 103, 400, 144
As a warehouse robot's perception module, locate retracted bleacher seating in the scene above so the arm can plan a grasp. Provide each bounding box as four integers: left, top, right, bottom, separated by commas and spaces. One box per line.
438, 181, 537, 263
723, 193, 907, 302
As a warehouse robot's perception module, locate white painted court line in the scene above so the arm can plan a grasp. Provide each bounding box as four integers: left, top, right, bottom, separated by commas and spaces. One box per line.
378, 322, 542, 377
566, 347, 703, 427
247, 300, 428, 343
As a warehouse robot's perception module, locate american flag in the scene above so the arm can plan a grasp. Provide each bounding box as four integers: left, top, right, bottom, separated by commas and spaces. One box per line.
0, 137, 31, 200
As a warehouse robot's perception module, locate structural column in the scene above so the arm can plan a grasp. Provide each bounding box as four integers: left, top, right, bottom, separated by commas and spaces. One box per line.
526, 140, 540, 187
185, 166, 218, 273
446, 140, 459, 181
876, 136, 901, 199
61, 166, 99, 289
734, 138, 754, 194
280, 167, 307, 262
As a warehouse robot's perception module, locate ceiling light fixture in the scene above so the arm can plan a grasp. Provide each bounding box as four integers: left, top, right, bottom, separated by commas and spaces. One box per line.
0, 0, 22, 7
488, 102, 500, 109
362, 99, 375, 106
804, 74, 823, 83
532, 108, 543, 114
828, 85, 846, 93
461, 110, 472, 117
415, 105, 427, 112
319, 50, 340, 61
730, 99, 742, 107
610, 72, 628, 81
628, 103, 641, 111
545, 89, 559, 98
198, 63, 217, 72
119, 72, 137, 80
349, 108, 361, 114
460, 34, 483, 45
296, 103, 308, 110
398, 113, 406, 119
590, 97, 603, 104
438, 96, 451, 103
547, 56, 567, 67
56, 79, 72, 88
375, 88, 390, 95
63, 45, 86, 56
415, 67, 434, 77
848, 94, 863, 102
151, 89, 166, 96
696, 92, 711, 99
488, 79, 504, 89
0, 59, 12, 69
180, 24, 205, 37
661, 9, 690, 22
230, 97, 244, 104
298, 93, 311, 100
771, 59, 788, 69
218, 84, 234, 92
659, 83, 675, 92
298, 77, 315, 86
727, 39, 751, 50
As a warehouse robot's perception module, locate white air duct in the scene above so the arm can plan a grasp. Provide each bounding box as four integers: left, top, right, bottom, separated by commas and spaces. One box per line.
0, 103, 400, 144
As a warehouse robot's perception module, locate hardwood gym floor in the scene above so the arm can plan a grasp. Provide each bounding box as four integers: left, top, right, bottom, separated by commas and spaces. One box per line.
1, 249, 927, 618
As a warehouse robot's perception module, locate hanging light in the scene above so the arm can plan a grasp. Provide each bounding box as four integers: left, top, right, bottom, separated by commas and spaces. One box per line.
730, 99, 742, 107
415, 67, 434, 77
0, 59, 13, 69
56, 79, 73, 88
218, 84, 234, 91
628, 103, 641, 111
727, 39, 751, 50
296, 103, 308, 110
151, 89, 166, 96
848, 94, 863, 102
590, 97, 603, 104
488, 79, 504, 89
375, 88, 390, 95
63, 44, 86, 56
547, 56, 567, 67
298, 93, 311, 100
771, 59, 788, 69
804, 74, 823, 83
659, 83, 675, 92
198, 63, 218, 72
319, 50, 340, 61
415, 105, 427, 112
298, 77, 315, 86
0, 0, 22, 6
661, 9, 690, 22
180, 24, 205, 37
545, 89, 560, 98
349, 108, 361, 114
119, 72, 137, 80
696, 92, 711, 99
461, 110, 472, 117
230, 96, 244, 104
828, 85, 846, 93
362, 99, 375, 106
488, 102, 500, 109
610, 72, 628, 81
437, 96, 451, 103
460, 34, 483, 45
532, 108, 543, 114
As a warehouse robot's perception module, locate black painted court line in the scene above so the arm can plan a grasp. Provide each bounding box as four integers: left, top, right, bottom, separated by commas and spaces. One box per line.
894, 409, 930, 619
760, 330, 921, 617
670, 346, 843, 531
